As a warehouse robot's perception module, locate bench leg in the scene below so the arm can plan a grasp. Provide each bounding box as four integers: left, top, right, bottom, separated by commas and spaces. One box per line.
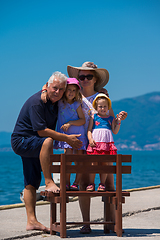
50, 202, 56, 235
115, 201, 122, 237
104, 196, 115, 233
104, 197, 114, 233
60, 198, 67, 238
115, 155, 123, 237
104, 199, 110, 233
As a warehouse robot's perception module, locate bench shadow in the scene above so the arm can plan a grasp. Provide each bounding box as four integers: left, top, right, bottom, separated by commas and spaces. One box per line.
123, 228, 160, 237
65, 228, 160, 238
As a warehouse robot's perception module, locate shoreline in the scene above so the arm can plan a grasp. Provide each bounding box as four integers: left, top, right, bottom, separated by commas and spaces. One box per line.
1, 185, 160, 211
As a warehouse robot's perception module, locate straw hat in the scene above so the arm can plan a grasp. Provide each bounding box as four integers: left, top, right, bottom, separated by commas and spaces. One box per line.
92, 93, 112, 110
67, 62, 109, 91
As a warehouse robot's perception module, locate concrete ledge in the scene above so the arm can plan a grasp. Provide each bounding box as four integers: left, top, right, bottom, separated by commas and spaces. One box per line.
0, 185, 160, 211
1, 187, 160, 239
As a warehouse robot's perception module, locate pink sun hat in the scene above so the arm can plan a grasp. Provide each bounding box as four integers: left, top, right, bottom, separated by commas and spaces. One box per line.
67, 78, 81, 90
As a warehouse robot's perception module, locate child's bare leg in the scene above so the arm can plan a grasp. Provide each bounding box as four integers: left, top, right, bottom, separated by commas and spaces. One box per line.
106, 162, 115, 190
100, 173, 108, 185
64, 148, 73, 185
89, 168, 96, 184
86, 161, 96, 191
99, 162, 108, 185
106, 174, 115, 190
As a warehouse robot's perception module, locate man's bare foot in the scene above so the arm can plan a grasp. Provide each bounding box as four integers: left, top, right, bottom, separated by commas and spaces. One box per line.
26, 220, 50, 233
45, 180, 60, 193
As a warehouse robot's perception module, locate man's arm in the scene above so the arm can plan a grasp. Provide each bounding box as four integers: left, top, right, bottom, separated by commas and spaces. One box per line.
37, 128, 82, 149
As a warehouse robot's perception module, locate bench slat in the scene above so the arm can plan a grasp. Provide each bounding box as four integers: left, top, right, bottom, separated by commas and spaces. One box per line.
50, 165, 131, 174
50, 154, 132, 163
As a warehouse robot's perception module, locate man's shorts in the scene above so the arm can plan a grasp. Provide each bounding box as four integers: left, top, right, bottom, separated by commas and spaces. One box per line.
11, 134, 47, 189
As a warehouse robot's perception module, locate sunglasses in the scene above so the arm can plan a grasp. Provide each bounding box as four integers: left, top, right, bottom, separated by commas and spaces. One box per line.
79, 74, 94, 81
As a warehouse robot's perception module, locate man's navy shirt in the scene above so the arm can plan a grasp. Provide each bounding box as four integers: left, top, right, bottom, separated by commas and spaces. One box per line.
12, 91, 58, 137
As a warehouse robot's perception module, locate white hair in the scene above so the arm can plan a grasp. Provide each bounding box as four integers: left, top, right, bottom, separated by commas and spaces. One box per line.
48, 71, 68, 87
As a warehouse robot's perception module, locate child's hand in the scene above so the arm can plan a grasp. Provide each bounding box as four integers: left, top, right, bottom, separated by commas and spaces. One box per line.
116, 114, 121, 121
118, 111, 127, 120
61, 123, 71, 132
41, 91, 48, 103
116, 114, 122, 124
89, 138, 96, 147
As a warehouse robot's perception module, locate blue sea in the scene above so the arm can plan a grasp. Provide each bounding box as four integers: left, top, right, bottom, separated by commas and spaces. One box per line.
0, 150, 160, 206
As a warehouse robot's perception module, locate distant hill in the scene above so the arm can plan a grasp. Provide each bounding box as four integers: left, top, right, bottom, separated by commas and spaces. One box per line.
1, 91, 160, 151
112, 91, 160, 150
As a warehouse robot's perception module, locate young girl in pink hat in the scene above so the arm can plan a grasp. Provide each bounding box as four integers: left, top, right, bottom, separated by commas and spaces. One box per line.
54, 78, 87, 191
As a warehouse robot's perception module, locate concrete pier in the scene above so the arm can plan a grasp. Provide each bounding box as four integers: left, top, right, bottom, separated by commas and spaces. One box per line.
0, 186, 160, 240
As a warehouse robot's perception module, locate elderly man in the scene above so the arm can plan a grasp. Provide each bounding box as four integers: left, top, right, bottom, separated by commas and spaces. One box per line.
11, 71, 82, 232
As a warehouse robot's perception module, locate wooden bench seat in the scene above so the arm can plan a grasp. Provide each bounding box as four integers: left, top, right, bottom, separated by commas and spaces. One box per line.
40, 153, 132, 237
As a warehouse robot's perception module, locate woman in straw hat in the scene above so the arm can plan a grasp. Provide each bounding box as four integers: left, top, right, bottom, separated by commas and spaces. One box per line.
67, 61, 127, 234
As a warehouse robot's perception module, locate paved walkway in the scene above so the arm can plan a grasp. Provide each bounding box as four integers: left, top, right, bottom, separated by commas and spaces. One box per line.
0, 186, 160, 240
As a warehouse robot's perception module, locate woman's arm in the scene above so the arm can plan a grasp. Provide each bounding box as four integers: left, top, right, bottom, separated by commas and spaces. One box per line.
60, 105, 85, 132
41, 84, 48, 103
109, 108, 115, 118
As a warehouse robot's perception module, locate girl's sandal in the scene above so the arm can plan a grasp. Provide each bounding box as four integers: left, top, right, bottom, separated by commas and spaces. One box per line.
86, 183, 95, 192
80, 225, 91, 234
66, 184, 70, 191
70, 182, 79, 191
97, 183, 106, 192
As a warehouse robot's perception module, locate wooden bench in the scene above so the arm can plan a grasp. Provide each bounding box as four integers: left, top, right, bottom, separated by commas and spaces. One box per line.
40, 153, 132, 237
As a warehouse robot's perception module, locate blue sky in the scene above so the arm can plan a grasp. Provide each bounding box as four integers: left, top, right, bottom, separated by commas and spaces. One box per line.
0, 0, 160, 132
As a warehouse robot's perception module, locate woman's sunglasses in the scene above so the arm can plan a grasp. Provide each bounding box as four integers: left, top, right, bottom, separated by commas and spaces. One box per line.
79, 74, 94, 81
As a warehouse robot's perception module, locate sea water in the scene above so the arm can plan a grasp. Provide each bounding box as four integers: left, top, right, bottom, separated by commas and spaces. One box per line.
0, 150, 160, 206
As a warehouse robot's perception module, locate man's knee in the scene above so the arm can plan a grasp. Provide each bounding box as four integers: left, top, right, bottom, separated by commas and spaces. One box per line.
25, 184, 36, 191
11, 135, 47, 158
42, 137, 53, 151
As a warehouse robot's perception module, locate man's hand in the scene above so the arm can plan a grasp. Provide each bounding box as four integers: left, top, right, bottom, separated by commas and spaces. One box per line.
66, 134, 82, 149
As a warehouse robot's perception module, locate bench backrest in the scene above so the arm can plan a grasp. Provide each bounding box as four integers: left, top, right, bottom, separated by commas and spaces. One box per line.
50, 154, 131, 191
